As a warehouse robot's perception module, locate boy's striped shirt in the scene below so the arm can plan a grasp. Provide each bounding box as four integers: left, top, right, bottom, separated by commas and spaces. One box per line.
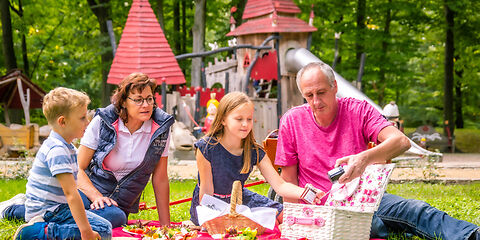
25, 131, 78, 221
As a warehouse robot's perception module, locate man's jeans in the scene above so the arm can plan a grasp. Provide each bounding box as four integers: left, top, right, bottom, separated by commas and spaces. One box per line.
4, 190, 127, 228
43, 204, 112, 239
371, 193, 479, 240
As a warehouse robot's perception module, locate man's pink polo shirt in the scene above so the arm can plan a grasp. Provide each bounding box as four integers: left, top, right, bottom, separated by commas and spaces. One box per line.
275, 98, 391, 194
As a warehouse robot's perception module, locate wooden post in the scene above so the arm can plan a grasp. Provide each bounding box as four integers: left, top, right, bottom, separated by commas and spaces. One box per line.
3, 103, 11, 126
225, 72, 230, 94
16, 78, 30, 125
161, 77, 167, 112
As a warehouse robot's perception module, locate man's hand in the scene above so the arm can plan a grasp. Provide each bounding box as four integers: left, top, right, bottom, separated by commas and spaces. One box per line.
335, 153, 368, 184
90, 196, 118, 210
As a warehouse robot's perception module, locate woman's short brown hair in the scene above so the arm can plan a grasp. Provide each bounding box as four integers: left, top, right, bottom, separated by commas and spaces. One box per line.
111, 72, 157, 123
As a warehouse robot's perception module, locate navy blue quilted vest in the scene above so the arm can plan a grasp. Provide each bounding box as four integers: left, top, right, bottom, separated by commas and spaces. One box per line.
85, 104, 173, 214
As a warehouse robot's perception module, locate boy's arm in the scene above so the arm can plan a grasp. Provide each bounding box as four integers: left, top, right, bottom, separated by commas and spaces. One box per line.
56, 173, 101, 240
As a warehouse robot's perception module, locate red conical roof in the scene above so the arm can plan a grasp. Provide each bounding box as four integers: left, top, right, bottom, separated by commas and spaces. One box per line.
107, 0, 185, 85
242, 0, 301, 19
227, 0, 316, 36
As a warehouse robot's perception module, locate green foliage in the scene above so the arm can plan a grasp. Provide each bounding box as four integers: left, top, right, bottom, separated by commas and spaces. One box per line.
455, 129, 480, 153
1, 0, 480, 129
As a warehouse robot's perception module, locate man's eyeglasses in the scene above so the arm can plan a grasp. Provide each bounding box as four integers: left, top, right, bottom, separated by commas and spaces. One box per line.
127, 96, 155, 106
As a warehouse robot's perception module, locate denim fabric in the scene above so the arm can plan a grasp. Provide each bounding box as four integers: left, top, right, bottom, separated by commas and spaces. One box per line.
4, 204, 25, 221
190, 185, 283, 226
4, 190, 127, 229
78, 190, 127, 228
370, 193, 479, 240
86, 104, 173, 214
43, 204, 112, 239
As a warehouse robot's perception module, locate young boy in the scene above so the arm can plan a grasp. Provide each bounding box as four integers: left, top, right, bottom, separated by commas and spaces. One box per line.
13, 87, 112, 240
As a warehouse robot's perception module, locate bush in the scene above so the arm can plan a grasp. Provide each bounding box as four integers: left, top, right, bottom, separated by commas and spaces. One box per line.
455, 129, 480, 153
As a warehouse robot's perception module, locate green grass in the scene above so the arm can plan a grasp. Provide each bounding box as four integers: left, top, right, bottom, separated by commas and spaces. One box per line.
1, 179, 479, 239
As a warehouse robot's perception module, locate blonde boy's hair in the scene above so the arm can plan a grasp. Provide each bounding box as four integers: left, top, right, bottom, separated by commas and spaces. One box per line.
42, 87, 91, 124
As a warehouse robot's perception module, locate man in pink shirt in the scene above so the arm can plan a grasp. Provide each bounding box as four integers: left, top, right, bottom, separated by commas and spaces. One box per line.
275, 62, 479, 239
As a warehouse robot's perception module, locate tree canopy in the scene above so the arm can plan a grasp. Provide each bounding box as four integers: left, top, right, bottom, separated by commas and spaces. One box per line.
1, 0, 479, 129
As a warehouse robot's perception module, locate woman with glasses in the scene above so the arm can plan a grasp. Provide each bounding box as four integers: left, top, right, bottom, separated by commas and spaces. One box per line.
76, 72, 174, 228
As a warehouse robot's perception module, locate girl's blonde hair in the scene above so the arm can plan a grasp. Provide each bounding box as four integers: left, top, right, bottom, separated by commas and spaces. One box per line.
206, 92, 261, 174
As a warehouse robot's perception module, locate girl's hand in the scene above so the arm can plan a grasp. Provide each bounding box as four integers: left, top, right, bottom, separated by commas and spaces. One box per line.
314, 190, 326, 205
90, 196, 118, 210
80, 229, 101, 240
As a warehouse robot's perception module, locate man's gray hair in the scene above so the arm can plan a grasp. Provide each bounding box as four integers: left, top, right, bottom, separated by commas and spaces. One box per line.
296, 62, 336, 94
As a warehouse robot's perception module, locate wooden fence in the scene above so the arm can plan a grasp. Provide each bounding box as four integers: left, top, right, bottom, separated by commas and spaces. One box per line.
252, 98, 278, 143
164, 93, 278, 144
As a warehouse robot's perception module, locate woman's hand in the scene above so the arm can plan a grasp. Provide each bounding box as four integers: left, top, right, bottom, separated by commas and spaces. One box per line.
313, 190, 326, 205
90, 196, 118, 210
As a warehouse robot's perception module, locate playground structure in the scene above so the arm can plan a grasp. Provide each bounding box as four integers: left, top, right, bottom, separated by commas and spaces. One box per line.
0, 0, 442, 159
103, 0, 441, 158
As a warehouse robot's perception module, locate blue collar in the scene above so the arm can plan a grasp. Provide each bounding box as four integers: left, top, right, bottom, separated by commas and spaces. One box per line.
49, 130, 76, 150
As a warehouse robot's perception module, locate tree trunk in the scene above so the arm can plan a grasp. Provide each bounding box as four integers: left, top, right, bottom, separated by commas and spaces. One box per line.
1, 0, 18, 70
355, 0, 366, 63
156, 0, 165, 31
232, 0, 247, 26
21, 33, 29, 75
455, 63, 464, 128
191, 0, 206, 87
87, 0, 114, 107
444, 0, 455, 137
377, 0, 392, 106
19, 0, 29, 75
173, 0, 181, 54
181, 0, 186, 53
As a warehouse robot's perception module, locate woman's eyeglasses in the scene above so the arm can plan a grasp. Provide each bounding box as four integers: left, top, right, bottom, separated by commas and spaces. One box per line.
127, 96, 155, 106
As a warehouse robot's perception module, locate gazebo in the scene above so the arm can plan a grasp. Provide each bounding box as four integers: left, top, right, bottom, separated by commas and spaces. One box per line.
0, 69, 45, 150
0, 69, 45, 125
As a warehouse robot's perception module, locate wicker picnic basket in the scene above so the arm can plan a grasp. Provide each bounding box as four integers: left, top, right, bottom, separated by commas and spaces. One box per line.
202, 181, 266, 235
281, 202, 373, 240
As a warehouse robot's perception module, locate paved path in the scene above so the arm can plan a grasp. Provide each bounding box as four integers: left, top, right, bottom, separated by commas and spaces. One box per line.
168, 152, 480, 183
391, 153, 480, 183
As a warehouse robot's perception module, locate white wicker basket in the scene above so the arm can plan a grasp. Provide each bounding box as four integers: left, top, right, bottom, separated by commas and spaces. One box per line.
281, 164, 395, 240
281, 202, 373, 240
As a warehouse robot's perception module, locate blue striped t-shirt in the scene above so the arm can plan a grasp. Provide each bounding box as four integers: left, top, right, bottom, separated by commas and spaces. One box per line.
25, 131, 79, 221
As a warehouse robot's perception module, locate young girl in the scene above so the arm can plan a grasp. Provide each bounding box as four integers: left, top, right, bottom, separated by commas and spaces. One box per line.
189, 92, 323, 226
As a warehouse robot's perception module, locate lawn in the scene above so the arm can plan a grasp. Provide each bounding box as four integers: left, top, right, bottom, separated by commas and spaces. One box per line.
1, 179, 479, 239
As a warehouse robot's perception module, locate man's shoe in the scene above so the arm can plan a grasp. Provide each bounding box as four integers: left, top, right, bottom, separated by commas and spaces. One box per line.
0, 193, 26, 219
13, 216, 46, 240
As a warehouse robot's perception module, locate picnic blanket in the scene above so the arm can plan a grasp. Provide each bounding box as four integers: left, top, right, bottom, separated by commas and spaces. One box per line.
112, 220, 386, 240
112, 220, 282, 239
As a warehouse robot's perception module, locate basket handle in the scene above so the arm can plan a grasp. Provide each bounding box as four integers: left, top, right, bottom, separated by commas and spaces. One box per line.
230, 180, 243, 216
